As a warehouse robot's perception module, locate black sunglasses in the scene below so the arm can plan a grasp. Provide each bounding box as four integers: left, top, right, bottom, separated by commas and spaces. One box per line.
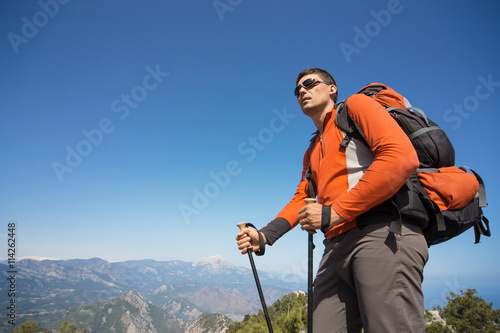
294, 78, 331, 96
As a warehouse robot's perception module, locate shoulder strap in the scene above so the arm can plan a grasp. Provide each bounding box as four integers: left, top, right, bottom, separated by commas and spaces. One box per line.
304, 135, 318, 198
334, 99, 361, 148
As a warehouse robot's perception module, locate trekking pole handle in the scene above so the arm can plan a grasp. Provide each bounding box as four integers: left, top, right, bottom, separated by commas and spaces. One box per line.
304, 198, 317, 234
237, 222, 253, 252
304, 198, 317, 205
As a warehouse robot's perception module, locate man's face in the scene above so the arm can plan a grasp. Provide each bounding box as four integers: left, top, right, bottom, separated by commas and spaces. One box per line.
295, 74, 336, 116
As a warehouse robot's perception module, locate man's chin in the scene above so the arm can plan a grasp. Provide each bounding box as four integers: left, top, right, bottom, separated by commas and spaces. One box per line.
301, 103, 315, 115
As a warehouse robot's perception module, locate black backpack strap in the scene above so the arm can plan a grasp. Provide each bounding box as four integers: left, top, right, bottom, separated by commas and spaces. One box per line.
420, 193, 446, 232
334, 100, 358, 148
414, 169, 446, 232
473, 215, 491, 244
335, 99, 370, 150
481, 216, 491, 237
304, 135, 318, 199
387, 199, 402, 235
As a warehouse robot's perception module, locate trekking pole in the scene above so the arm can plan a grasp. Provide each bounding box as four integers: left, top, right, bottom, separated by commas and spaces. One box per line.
304, 198, 317, 333
237, 222, 274, 333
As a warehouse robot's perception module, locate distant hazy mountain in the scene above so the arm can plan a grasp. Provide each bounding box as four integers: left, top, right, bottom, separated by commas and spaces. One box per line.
0, 255, 302, 331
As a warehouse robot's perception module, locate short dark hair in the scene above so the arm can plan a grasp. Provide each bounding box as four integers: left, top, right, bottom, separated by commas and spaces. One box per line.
296, 68, 338, 103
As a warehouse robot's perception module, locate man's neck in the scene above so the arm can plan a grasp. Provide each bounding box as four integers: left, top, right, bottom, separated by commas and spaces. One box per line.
310, 104, 335, 136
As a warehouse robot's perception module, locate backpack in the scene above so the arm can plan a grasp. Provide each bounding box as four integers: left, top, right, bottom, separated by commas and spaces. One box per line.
304, 83, 490, 246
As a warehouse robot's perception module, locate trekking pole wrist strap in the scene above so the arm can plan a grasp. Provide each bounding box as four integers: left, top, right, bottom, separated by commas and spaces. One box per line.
245, 223, 266, 256
321, 205, 331, 233
256, 231, 266, 256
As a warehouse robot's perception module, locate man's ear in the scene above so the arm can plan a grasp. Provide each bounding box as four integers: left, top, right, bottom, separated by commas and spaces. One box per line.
329, 85, 337, 101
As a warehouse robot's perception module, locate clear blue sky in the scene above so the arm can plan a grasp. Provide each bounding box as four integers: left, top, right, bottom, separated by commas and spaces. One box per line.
1, 0, 499, 308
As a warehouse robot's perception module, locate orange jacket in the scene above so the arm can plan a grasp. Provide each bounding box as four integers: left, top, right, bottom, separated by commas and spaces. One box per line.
263, 94, 419, 243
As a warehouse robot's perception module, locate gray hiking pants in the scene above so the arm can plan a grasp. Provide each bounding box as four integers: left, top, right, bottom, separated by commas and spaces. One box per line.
312, 220, 429, 333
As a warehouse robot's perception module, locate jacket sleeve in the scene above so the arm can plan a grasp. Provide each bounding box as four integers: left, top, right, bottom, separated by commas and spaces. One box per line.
259, 148, 312, 245
331, 94, 419, 221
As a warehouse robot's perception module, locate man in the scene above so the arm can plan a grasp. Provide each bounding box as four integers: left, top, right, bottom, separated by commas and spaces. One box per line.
236, 68, 429, 332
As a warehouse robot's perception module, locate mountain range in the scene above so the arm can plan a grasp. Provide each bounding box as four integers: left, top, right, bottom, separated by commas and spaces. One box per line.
45, 290, 234, 333
0, 255, 304, 332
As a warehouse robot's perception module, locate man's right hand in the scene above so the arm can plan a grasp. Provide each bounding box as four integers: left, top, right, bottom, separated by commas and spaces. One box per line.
236, 227, 263, 254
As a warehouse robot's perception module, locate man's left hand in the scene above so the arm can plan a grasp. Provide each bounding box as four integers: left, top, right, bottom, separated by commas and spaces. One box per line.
298, 203, 345, 232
